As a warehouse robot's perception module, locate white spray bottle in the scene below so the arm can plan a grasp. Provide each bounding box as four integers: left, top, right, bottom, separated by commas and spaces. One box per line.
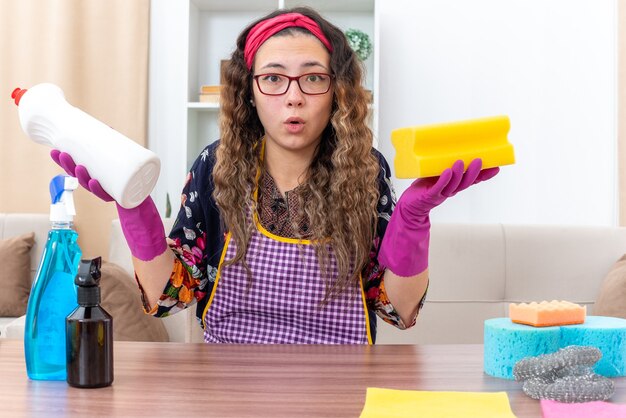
11, 83, 160, 209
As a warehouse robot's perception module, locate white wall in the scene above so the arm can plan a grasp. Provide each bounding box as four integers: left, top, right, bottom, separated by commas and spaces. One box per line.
148, 0, 189, 215
376, 0, 618, 226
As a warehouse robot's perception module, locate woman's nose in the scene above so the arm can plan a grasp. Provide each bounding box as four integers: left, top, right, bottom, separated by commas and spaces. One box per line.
285, 80, 304, 107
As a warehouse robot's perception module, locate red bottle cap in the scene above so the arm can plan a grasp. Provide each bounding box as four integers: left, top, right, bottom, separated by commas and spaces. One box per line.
11, 88, 27, 106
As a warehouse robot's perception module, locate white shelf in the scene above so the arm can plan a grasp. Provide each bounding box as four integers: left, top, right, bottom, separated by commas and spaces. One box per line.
191, 0, 276, 12
191, 0, 374, 13
285, 0, 374, 13
188, 102, 220, 110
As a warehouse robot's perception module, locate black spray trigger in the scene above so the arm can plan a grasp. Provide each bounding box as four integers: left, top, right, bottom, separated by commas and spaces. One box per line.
75, 257, 102, 287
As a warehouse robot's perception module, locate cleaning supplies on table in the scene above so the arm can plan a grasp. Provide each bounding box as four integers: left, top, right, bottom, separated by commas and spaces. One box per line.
359, 387, 516, 418
11, 83, 160, 209
540, 399, 626, 418
513, 346, 614, 403
391, 115, 515, 179
66, 257, 113, 388
483, 316, 626, 379
509, 300, 586, 327
24, 175, 82, 381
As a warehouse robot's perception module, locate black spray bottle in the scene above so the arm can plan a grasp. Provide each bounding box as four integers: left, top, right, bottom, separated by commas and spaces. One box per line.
66, 257, 113, 388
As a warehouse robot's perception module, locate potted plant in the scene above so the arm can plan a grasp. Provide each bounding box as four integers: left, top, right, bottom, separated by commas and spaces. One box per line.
345, 28, 372, 61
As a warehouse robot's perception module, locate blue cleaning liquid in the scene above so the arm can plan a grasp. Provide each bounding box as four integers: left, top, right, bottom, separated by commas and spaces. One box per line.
24, 227, 81, 380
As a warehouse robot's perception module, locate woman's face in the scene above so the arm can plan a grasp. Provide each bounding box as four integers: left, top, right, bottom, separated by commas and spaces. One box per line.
252, 32, 333, 158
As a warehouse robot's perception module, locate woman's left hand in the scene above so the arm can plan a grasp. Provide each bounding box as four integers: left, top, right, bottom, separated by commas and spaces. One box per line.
378, 158, 499, 277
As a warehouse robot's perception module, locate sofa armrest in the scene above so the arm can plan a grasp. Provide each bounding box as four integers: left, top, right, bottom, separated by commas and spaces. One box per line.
3, 315, 26, 339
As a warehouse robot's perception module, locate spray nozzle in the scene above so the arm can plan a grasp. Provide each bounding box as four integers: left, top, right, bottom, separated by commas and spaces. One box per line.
11, 87, 27, 106
49, 174, 78, 222
75, 257, 102, 287
75, 257, 103, 307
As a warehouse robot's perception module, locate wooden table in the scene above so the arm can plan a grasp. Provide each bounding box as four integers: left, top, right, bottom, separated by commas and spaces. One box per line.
1, 340, 625, 417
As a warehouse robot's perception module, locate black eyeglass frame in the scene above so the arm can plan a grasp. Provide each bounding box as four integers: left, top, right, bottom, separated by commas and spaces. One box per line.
252, 72, 334, 96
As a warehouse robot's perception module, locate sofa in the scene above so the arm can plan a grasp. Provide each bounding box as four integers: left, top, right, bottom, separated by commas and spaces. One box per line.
3, 213, 626, 344
381, 223, 626, 344
0, 213, 50, 338
109, 220, 626, 344
0, 213, 170, 342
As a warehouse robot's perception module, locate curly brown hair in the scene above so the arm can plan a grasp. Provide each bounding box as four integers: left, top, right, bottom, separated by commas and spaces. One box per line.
213, 7, 380, 301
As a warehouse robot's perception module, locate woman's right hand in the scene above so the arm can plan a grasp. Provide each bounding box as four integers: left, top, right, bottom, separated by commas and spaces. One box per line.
50, 149, 169, 262
51, 150, 114, 202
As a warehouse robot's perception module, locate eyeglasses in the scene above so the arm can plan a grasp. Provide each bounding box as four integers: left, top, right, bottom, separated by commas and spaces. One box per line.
253, 73, 333, 96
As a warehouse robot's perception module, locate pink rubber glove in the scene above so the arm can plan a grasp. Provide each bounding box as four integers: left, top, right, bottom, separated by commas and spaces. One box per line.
379, 159, 499, 277
51, 150, 168, 261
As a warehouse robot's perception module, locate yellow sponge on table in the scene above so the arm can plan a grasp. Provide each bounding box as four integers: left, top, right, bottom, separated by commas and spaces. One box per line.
391, 115, 515, 179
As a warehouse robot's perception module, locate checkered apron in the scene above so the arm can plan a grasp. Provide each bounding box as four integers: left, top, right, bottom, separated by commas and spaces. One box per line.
202, 222, 371, 344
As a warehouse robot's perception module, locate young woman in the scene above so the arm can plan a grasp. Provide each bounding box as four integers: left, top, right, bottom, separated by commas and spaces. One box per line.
52, 7, 499, 344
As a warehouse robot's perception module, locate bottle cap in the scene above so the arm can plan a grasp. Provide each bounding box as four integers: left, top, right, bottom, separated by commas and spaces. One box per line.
75, 257, 102, 306
11, 87, 27, 106
49, 174, 78, 222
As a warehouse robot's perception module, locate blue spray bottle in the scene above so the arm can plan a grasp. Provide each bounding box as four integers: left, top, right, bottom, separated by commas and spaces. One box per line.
24, 175, 82, 380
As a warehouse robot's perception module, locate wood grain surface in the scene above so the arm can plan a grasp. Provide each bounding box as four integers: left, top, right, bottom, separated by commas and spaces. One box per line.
1, 340, 624, 417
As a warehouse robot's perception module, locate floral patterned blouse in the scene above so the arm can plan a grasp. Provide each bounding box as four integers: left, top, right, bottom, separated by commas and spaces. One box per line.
139, 141, 426, 342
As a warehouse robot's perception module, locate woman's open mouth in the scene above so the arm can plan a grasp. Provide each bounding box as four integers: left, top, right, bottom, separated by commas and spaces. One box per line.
284, 117, 305, 133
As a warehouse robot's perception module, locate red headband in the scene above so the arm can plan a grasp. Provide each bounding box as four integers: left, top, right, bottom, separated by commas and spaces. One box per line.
244, 13, 333, 71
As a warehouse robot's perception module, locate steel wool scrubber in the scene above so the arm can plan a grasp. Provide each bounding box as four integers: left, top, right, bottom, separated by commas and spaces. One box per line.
513, 345, 614, 403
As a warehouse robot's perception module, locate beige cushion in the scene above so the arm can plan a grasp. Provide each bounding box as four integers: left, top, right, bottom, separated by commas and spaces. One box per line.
0, 233, 35, 317
100, 261, 169, 342
593, 254, 626, 319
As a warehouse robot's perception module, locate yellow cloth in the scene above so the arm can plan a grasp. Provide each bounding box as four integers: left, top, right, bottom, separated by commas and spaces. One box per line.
360, 388, 517, 418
